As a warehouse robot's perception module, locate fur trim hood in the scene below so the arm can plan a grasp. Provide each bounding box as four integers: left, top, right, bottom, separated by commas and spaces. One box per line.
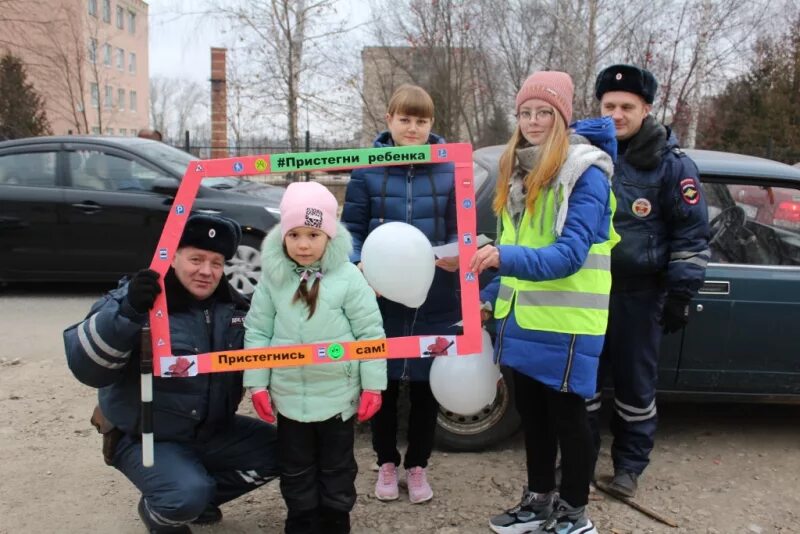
260, 222, 354, 285
551, 137, 614, 236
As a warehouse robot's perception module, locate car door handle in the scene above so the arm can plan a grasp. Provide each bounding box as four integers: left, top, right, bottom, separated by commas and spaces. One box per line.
71, 202, 103, 213
0, 216, 27, 229
698, 280, 730, 295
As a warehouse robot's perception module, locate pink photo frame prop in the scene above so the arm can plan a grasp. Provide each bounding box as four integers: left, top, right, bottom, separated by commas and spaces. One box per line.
147, 143, 481, 377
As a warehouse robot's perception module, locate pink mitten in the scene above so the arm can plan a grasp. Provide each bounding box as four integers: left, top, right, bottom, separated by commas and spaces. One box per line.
357, 390, 383, 422
251, 389, 276, 424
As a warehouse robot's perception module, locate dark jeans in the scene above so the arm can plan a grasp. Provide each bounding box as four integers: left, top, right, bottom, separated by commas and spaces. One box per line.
371, 379, 439, 469
113, 415, 278, 528
589, 288, 664, 475
515, 371, 593, 508
278, 413, 356, 534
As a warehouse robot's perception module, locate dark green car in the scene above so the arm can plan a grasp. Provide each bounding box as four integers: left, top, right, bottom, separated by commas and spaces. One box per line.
436, 147, 800, 451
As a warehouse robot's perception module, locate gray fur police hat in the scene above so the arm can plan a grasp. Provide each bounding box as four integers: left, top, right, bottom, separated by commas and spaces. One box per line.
178, 214, 242, 260
595, 64, 658, 104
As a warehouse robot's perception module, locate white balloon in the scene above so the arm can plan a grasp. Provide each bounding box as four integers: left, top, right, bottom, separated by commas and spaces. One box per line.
361, 222, 435, 308
430, 330, 501, 416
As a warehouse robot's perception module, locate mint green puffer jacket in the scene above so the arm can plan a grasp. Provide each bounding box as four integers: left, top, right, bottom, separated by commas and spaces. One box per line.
242, 223, 387, 422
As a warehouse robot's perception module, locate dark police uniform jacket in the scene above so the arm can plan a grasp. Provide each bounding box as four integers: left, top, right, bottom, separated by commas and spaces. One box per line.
611, 116, 710, 297
64, 270, 249, 442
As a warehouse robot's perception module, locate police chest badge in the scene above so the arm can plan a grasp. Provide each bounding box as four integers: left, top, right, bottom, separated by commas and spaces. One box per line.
680, 178, 700, 205
632, 198, 652, 218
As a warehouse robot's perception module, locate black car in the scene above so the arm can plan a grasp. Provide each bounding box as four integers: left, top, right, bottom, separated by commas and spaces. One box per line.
436, 146, 800, 451
0, 136, 283, 294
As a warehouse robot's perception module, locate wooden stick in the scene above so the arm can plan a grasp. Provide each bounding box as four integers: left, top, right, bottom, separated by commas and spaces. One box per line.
594, 479, 679, 528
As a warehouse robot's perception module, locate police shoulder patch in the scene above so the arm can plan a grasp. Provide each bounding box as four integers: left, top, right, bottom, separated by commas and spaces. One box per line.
680, 177, 700, 205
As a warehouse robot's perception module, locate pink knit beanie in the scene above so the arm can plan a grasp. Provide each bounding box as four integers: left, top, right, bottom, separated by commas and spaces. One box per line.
515, 71, 574, 124
279, 181, 338, 239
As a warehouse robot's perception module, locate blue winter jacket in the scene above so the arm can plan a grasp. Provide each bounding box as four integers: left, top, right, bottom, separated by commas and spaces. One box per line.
64, 271, 249, 442
342, 131, 460, 380
481, 118, 616, 398
610, 116, 710, 297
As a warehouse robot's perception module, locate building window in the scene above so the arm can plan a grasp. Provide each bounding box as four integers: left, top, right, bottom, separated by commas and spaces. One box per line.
119, 128, 127, 136
105, 128, 114, 135
116, 6, 124, 29
118, 88, 125, 110
105, 85, 113, 109
116, 48, 124, 70
127, 11, 136, 34
130, 90, 137, 111
90, 83, 99, 108
88, 0, 97, 17
129, 52, 136, 74
92, 126, 101, 135
88, 39, 97, 63
103, 43, 111, 66
102, 0, 110, 23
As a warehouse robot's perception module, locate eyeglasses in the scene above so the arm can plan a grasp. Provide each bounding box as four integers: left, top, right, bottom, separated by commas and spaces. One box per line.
516, 109, 555, 122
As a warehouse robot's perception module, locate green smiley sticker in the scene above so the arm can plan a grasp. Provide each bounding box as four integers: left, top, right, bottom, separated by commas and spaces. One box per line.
327, 343, 344, 360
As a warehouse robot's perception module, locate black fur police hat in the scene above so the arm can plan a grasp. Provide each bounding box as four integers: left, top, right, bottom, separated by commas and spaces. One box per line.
595, 64, 658, 104
178, 214, 242, 260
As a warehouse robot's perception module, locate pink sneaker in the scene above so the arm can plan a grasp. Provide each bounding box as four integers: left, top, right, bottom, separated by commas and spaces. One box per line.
406, 466, 433, 504
375, 463, 399, 501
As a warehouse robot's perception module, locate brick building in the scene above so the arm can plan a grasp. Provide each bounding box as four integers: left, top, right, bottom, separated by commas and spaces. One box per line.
0, 0, 150, 136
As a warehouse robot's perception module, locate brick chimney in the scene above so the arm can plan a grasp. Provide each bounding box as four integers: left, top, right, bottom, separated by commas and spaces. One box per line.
210, 48, 228, 158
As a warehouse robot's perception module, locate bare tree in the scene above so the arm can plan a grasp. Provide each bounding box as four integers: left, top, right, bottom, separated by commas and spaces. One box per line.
1, 0, 132, 134
149, 76, 207, 143
365, 0, 504, 145
206, 0, 350, 151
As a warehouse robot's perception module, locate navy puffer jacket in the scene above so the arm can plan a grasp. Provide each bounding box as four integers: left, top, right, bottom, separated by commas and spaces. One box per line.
342, 131, 461, 380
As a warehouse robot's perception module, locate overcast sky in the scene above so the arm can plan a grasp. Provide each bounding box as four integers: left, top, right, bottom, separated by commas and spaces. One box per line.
147, 0, 369, 84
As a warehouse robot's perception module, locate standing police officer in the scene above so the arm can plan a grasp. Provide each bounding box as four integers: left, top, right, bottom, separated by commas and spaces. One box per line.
588, 64, 710, 498
64, 214, 278, 533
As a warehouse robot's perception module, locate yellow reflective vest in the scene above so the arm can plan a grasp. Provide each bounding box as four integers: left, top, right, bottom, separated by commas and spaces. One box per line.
494, 187, 620, 336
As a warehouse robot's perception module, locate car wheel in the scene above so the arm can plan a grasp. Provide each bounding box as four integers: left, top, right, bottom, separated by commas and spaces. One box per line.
435, 366, 521, 451
225, 234, 263, 296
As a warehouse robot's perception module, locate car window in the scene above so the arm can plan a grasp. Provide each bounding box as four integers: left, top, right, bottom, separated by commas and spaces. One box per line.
0, 152, 58, 187
704, 180, 800, 266
67, 150, 170, 192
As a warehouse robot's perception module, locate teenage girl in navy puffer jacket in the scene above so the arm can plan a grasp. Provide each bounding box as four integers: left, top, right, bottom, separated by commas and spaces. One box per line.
342, 84, 459, 505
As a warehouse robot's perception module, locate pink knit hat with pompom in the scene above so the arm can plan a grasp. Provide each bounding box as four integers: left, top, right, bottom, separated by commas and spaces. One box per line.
279, 181, 338, 239
515, 71, 574, 124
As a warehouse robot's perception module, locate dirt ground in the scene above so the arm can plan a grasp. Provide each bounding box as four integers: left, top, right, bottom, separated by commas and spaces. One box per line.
1, 287, 799, 533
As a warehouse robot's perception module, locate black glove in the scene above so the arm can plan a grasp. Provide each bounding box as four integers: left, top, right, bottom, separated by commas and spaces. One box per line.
660, 293, 690, 334
126, 269, 162, 314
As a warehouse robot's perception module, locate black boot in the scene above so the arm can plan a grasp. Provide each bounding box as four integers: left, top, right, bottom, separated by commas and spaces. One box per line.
191, 503, 222, 525
137, 497, 191, 534
609, 469, 639, 498
284, 508, 317, 534
317, 506, 350, 534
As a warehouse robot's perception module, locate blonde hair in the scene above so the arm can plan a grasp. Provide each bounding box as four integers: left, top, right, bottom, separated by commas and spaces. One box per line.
493, 114, 570, 215
387, 84, 434, 118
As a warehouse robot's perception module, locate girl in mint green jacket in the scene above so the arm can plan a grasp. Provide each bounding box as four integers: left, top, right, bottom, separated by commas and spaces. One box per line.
243, 181, 387, 534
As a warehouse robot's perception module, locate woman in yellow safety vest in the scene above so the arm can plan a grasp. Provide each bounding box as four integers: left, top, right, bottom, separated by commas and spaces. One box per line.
470, 71, 618, 534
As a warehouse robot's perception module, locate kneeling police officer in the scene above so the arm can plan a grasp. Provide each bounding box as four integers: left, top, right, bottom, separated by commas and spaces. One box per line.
64, 214, 278, 533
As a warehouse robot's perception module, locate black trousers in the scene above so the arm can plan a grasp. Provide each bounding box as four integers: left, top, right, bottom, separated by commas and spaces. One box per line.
514, 371, 593, 508
278, 413, 356, 534
371, 379, 439, 469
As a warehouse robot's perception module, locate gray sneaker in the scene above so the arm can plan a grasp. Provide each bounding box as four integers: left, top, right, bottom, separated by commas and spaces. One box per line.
534, 499, 597, 534
489, 488, 554, 534
609, 469, 638, 498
